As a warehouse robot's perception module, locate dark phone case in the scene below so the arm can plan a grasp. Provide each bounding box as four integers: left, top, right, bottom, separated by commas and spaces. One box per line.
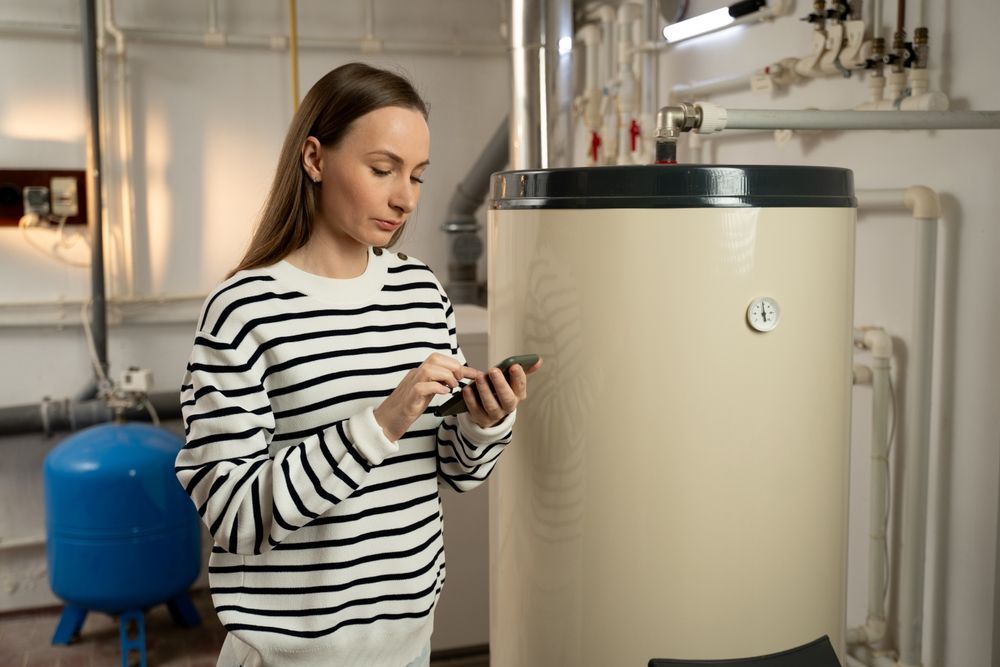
433, 354, 539, 417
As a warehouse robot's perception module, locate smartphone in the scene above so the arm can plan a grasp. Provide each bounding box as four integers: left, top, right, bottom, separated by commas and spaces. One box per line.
433, 354, 540, 417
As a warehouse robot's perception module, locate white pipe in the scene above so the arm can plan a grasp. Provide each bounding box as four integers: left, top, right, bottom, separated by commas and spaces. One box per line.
578, 23, 603, 164
0, 294, 206, 329
897, 213, 937, 667
914, 0, 925, 29
0, 19, 503, 56
873, 0, 883, 39
670, 72, 754, 101
104, 0, 137, 299
640, 0, 659, 157
592, 5, 617, 94
849, 327, 893, 650
695, 104, 1000, 131
207, 0, 220, 35
849, 186, 941, 667
615, 2, 642, 164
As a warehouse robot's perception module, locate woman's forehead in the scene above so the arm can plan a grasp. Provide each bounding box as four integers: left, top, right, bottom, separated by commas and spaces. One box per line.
341, 107, 430, 164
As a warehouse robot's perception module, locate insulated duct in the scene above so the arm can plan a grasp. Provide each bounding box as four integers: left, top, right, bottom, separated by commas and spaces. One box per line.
442, 117, 509, 305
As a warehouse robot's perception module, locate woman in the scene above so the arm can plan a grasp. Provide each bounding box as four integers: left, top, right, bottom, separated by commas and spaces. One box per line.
176, 62, 540, 667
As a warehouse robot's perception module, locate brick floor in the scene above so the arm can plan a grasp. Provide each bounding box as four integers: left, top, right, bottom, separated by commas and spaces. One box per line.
0, 589, 488, 666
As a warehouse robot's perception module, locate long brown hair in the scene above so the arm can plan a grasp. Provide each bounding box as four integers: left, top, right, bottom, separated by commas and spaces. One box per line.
227, 63, 429, 278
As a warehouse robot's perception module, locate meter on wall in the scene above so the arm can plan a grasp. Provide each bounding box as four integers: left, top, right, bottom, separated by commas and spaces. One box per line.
747, 296, 780, 332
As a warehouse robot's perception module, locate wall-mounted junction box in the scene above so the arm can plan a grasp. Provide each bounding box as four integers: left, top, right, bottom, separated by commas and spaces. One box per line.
0, 169, 88, 227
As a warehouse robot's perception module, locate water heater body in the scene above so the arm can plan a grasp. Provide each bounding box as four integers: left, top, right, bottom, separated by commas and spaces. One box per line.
487, 165, 856, 666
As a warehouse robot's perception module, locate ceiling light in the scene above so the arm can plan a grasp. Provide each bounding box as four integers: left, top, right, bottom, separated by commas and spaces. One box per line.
662, 0, 769, 44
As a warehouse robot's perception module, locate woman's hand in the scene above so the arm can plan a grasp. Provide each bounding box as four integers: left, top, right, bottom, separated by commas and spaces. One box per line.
463, 358, 543, 430
373, 353, 479, 442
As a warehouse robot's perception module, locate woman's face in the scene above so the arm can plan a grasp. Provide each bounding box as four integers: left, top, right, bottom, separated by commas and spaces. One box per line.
309, 106, 430, 251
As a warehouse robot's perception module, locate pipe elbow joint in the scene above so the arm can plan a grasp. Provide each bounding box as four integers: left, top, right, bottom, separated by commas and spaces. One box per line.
862, 327, 893, 359
904, 185, 941, 220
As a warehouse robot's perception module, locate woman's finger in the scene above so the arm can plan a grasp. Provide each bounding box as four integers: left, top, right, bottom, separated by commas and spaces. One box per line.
488, 368, 519, 413
417, 381, 453, 397
423, 365, 461, 389
463, 384, 487, 422
474, 372, 503, 418
506, 365, 528, 400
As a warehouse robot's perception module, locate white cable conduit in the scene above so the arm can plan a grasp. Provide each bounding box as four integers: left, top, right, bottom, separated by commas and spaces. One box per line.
846, 186, 943, 667
850, 327, 894, 651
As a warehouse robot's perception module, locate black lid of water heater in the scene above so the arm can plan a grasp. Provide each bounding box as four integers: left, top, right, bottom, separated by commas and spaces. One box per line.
490, 165, 855, 209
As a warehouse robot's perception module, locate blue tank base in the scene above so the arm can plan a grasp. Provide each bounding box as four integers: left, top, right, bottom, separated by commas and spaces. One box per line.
166, 592, 202, 628
51, 603, 88, 644
119, 609, 148, 667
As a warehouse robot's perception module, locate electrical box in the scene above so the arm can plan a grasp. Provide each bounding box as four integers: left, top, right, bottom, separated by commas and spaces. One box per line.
0, 169, 87, 227
119, 367, 155, 393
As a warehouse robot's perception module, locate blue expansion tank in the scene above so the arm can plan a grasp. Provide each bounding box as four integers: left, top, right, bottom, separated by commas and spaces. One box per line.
43, 422, 202, 666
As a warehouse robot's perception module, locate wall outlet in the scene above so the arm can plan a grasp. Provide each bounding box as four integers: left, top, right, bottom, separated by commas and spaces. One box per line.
0, 169, 87, 226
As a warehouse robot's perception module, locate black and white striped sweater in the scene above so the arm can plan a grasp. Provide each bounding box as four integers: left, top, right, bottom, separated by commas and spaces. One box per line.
175, 247, 514, 666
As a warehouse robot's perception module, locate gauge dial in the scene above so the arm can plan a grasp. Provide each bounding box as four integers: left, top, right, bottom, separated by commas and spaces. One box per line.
747, 297, 780, 332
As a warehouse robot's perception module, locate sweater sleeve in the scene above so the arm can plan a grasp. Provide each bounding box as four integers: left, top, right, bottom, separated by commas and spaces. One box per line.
175, 331, 398, 555
433, 290, 516, 492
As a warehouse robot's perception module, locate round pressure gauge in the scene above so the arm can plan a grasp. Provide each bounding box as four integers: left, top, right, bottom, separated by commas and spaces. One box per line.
747, 297, 780, 332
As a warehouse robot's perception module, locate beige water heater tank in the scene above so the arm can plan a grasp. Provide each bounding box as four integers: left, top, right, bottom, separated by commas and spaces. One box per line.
487, 165, 856, 667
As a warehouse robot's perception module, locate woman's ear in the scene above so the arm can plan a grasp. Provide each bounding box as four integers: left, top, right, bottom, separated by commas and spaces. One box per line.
302, 136, 323, 183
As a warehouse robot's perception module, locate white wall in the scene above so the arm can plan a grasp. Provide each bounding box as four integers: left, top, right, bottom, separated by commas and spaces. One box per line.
654, 2, 999, 666
0, 0, 506, 648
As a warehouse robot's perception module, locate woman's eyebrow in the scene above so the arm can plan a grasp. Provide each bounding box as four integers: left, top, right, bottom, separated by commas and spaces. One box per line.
367, 150, 430, 168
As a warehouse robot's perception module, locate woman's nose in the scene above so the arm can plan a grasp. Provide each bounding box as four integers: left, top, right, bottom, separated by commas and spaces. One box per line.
390, 181, 418, 214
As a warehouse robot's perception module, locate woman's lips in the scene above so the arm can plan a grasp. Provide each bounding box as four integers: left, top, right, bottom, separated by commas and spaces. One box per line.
375, 218, 403, 231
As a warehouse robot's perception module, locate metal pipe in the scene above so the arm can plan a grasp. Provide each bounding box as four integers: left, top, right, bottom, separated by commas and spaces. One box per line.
545, 0, 573, 167
81, 0, 109, 383
510, 0, 547, 169
0, 391, 182, 438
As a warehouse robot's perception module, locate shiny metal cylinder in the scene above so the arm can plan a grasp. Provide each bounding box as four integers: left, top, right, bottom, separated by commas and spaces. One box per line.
488, 166, 856, 665
510, 0, 572, 169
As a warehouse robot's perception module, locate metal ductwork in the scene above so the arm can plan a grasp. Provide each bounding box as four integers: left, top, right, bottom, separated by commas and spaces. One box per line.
510, 0, 574, 170
442, 117, 509, 305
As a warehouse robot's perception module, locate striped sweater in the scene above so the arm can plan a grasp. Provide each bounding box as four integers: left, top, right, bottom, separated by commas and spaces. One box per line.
175, 247, 514, 667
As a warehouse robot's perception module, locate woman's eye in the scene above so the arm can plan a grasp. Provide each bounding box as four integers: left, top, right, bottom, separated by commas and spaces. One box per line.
411, 176, 424, 184
371, 167, 391, 176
